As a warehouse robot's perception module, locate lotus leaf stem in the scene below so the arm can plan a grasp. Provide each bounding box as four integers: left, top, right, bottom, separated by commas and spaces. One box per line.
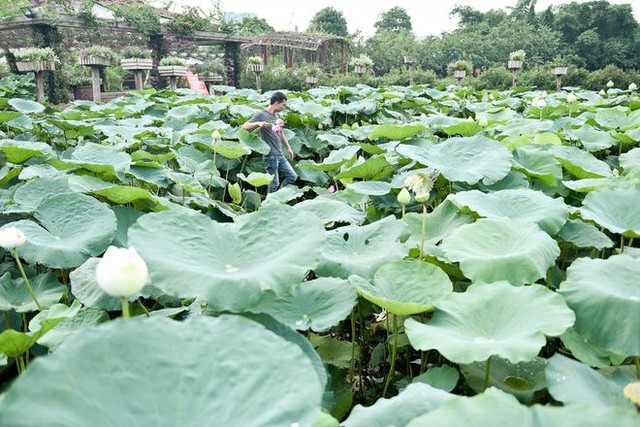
12, 249, 42, 311
484, 356, 493, 390
420, 204, 427, 259
383, 314, 399, 397
137, 298, 150, 317
2, 311, 11, 330
17, 355, 25, 375
350, 311, 356, 384
635, 356, 639, 379
121, 297, 130, 319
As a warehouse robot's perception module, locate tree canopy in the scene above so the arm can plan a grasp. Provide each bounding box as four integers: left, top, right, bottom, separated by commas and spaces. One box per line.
307, 7, 348, 37
374, 6, 412, 34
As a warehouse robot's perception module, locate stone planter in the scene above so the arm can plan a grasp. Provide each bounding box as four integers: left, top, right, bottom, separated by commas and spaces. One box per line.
403, 56, 416, 65
80, 55, 111, 67
305, 76, 318, 85
120, 58, 153, 71
453, 70, 466, 79
15, 60, 56, 72
508, 60, 523, 70
200, 73, 224, 83
553, 67, 568, 76
157, 66, 187, 77
354, 65, 367, 75
249, 63, 264, 73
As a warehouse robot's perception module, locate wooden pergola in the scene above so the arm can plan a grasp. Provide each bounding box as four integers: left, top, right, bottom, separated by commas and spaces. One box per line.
241, 32, 351, 74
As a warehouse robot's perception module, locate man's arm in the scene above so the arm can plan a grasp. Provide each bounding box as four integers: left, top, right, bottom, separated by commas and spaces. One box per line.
241, 120, 269, 131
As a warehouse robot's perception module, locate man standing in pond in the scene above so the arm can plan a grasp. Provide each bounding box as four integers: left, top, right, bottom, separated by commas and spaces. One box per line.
242, 91, 297, 193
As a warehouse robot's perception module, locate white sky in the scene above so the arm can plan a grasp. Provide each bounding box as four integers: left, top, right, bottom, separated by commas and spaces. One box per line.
166, 0, 640, 38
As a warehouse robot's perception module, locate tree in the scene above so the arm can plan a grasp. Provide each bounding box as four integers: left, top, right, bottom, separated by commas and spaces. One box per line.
374, 6, 412, 34
365, 30, 417, 74
231, 16, 274, 36
307, 7, 348, 37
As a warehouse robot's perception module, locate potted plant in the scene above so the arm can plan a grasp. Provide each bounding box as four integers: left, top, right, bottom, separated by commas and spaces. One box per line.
64, 63, 93, 100
247, 56, 264, 73
197, 61, 225, 83
550, 57, 568, 76
302, 65, 320, 85
158, 57, 187, 89
508, 50, 526, 70
349, 54, 374, 76
14, 47, 59, 102
120, 47, 153, 71
14, 47, 59, 72
79, 46, 118, 67
447, 60, 472, 81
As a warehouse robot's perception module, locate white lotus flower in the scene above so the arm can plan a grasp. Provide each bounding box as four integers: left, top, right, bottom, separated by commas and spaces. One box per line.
566, 93, 577, 103
96, 246, 148, 297
629, 83, 637, 91
532, 98, 546, 109
606, 80, 614, 88
0, 227, 26, 250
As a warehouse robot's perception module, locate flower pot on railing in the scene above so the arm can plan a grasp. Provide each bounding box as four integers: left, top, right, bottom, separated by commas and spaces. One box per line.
403, 56, 416, 65
305, 76, 318, 85
157, 65, 187, 77
15, 60, 56, 72
249, 64, 264, 73
553, 67, 568, 76
354, 65, 367, 75
120, 58, 153, 71
508, 60, 523, 70
80, 55, 111, 67
453, 70, 466, 79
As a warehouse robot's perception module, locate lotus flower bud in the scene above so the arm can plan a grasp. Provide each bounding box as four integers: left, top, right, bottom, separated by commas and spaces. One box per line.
96, 246, 148, 297
606, 80, 614, 88
599, 89, 606, 96
0, 227, 26, 250
629, 83, 637, 91
397, 187, 411, 205
566, 93, 577, 103
211, 130, 222, 141
478, 117, 488, 127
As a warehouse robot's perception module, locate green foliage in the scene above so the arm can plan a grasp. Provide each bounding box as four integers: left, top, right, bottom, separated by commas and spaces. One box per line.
471, 66, 512, 91
80, 46, 119, 64
225, 16, 274, 36
238, 67, 305, 91
61, 62, 91, 87
584, 65, 640, 91
14, 47, 59, 63
0, 73, 34, 98
375, 67, 436, 86
365, 30, 416, 75
110, 2, 162, 36
447, 60, 472, 76
159, 56, 187, 66
509, 50, 526, 61
308, 7, 348, 37
121, 47, 152, 59
104, 66, 125, 92
518, 66, 557, 90
374, 6, 413, 34
349, 54, 374, 68
165, 6, 211, 37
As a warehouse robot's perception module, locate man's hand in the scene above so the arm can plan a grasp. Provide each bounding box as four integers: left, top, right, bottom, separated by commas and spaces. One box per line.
287, 146, 294, 161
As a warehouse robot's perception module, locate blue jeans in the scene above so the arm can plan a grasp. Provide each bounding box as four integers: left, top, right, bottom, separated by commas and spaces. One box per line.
264, 153, 298, 193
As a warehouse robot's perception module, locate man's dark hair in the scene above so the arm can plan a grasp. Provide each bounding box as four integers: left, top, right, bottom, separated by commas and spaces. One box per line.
270, 91, 287, 105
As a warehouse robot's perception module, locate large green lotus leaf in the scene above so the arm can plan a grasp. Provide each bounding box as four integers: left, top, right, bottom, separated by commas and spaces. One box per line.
461, 357, 547, 403
403, 199, 474, 257
249, 277, 356, 332
568, 124, 617, 152
345, 181, 391, 196
412, 365, 460, 392
237, 172, 273, 187
70, 142, 131, 171
512, 146, 563, 185
441, 120, 483, 137
111, 206, 144, 247
440, 218, 560, 285
35, 307, 108, 351
0, 316, 324, 427
0, 139, 53, 164
560, 327, 624, 368
349, 259, 452, 315
449, 189, 568, 235
12, 175, 71, 212
0, 272, 66, 312
298, 146, 360, 172
559, 255, 640, 357
549, 145, 612, 179
557, 219, 614, 249
293, 198, 365, 225
396, 136, 512, 185
546, 354, 636, 410
91, 185, 164, 212
0, 317, 64, 358
620, 147, 640, 171
334, 155, 395, 181
316, 216, 408, 279
9, 98, 44, 114
0, 111, 22, 124
208, 139, 251, 159
164, 104, 202, 122
5, 193, 116, 269
128, 204, 325, 311
406, 387, 640, 427
343, 383, 454, 427
592, 107, 636, 130
368, 123, 427, 141
237, 129, 270, 155
405, 282, 575, 364
579, 189, 640, 237
69, 258, 121, 311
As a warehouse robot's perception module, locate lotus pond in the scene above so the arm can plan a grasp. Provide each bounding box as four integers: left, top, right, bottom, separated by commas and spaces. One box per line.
0, 82, 639, 426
